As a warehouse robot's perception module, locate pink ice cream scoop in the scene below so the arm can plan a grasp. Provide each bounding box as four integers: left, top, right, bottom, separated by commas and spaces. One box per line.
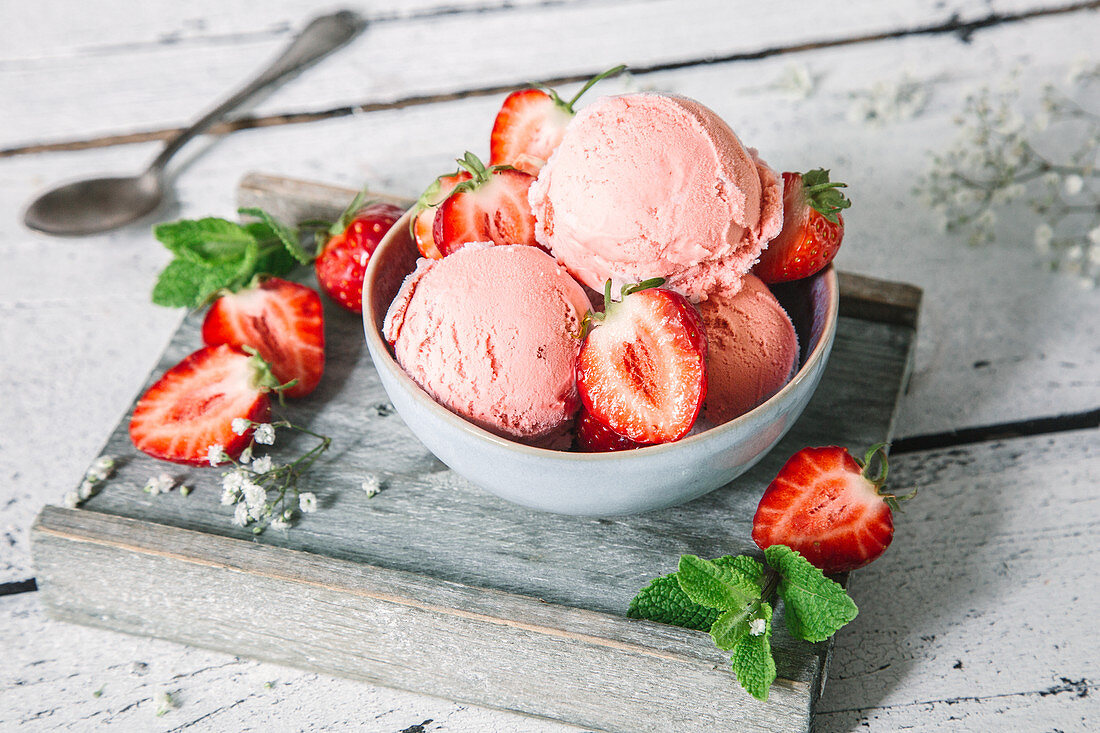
698, 274, 799, 424
383, 244, 591, 446
528, 93, 784, 302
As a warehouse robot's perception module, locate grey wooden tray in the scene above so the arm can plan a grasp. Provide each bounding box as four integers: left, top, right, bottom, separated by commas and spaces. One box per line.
31, 173, 921, 733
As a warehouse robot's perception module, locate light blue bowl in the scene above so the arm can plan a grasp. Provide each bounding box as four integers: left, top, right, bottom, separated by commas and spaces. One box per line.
363, 211, 838, 516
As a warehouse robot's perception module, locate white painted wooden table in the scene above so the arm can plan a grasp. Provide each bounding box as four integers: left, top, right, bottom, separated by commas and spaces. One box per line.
2, 1, 1098, 730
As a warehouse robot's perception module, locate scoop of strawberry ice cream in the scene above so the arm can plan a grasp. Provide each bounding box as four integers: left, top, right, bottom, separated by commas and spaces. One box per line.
383, 244, 591, 446
529, 93, 784, 302
698, 274, 799, 424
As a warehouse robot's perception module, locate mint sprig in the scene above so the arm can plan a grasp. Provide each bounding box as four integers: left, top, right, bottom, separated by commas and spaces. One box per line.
151, 207, 332, 308
627, 546, 858, 701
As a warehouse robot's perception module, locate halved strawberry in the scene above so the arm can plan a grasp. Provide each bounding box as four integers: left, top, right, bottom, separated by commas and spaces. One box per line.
130, 345, 281, 466
410, 170, 472, 259
202, 277, 325, 398
433, 152, 537, 254
752, 444, 914, 573
315, 198, 405, 313
577, 279, 708, 444
489, 65, 625, 171
575, 407, 645, 452
754, 169, 851, 283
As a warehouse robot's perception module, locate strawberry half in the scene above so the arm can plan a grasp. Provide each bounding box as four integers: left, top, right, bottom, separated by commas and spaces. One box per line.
489, 65, 625, 171
577, 279, 708, 444
752, 444, 915, 573
315, 197, 405, 313
433, 152, 537, 254
754, 169, 851, 283
130, 345, 282, 465
575, 407, 645, 452
410, 170, 472, 259
202, 277, 325, 398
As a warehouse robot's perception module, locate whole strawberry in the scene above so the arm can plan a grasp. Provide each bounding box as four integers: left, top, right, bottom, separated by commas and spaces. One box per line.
315, 196, 404, 313
577, 278, 707, 444
489, 65, 625, 172
754, 169, 851, 283
752, 444, 915, 572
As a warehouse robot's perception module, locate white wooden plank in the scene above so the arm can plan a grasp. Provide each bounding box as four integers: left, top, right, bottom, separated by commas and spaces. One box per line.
0, 592, 584, 732
816, 429, 1100, 730
1, 0, 1087, 150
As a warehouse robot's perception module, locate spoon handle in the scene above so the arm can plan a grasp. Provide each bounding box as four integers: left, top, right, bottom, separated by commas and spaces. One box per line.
148, 10, 364, 174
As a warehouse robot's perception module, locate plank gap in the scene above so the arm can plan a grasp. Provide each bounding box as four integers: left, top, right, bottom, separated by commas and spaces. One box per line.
5, 0, 1097, 159
892, 408, 1100, 454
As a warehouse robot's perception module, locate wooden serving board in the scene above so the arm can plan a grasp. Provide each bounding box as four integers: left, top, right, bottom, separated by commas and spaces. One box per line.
31, 173, 921, 733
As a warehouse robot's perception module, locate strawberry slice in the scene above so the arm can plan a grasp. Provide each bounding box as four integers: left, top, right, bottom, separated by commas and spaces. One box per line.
577, 279, 708, 444
202, 277, 325, 398
754, 169, 851, 283
130, 345, 281, 465
489, 65, 625, 171
433, 152, 537, 254
410, 170, 472, 259
752, 444, 915, 572
575, 407, 645, 452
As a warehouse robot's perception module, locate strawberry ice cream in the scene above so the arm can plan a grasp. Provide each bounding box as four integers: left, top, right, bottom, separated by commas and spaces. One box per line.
528, 93, 784, 302
383, 244, 591, 446
698, 274, 799, 424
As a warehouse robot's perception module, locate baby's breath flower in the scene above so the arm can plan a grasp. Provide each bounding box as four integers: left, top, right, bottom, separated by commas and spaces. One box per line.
1034, 223, 1054, 252
242, 482, 266, 510
231, 418, 251, 436
251, 456, 274, 474
1064, 174, 1085, 196
78, 479, 97, 501
232, 502, 250, 527
299, 492, 318, 513
750, 618, 767, 636
254, 424, 276, 445
1088, 226, 1100, 246
207, 444, 227, 467
269, 515, 290, 530
144, 473, 176, 495
87, 456, 115, 482
180, 485, 192, 497
154, 690, 178, 717
361, 475, 383, 499
238, 445, 253, 465
63, 491, 80, 508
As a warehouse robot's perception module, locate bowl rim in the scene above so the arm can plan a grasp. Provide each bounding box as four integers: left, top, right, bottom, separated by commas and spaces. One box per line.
363, 209, 840, 462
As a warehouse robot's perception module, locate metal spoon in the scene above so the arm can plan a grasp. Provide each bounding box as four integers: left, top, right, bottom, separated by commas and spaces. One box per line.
23, 10, 365, 236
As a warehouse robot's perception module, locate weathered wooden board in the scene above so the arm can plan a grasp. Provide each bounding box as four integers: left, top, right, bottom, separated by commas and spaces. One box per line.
28, 174, 918, 732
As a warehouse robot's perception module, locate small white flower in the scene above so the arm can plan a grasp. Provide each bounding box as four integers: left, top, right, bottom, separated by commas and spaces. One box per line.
1088, 245, 1100, 266
154, 690, 178, 717
361, 475, 382, 498
238, 445, 253, 465
232, 502, 250, 526
231, 418, 251, 436
269, 515, 290, 530
299, 492, 318, 513
63, 491, 80, 508
750, 618, 767, 636
1034, 223, 1054, 252
254, 424, 276, 445
773, 62, 815, 99
144, 473, 175, 495
1064, 174, 1084, 196
78, 479, 97, 500
242, 482, 267, 510
1067, 244, 1084, 261
180, 485, 192, 497
87, 456, 115, 481
251, 456, 274, 474
1088, 226, 1100, 247
207, 444, 227, 466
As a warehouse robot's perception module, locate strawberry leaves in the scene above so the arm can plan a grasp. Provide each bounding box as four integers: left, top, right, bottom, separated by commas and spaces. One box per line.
799, 168, 851, 224
628, 547, 857, 702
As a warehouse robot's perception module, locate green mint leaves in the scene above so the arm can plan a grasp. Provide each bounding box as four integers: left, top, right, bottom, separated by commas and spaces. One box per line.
765, 545, 858, 642
627, 546, 857, 702
151, 207, 332, 308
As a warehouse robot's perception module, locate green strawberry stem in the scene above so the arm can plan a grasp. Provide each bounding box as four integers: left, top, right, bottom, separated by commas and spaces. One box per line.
857, 443, 917, 513
566, 64, 627, 109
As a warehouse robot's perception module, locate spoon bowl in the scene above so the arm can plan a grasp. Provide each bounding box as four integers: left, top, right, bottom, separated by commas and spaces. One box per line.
24, 173, 162, 236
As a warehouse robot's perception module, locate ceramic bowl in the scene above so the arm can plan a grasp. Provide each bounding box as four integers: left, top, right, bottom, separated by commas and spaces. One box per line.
363, 211, 839, 516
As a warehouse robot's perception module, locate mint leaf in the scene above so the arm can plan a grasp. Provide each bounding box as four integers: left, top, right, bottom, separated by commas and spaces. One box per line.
154, 218, 256, 264
765, 545, 858, 642
628, 556, 759, 631
152, 259, 208, 307
709, 606, 752, 651
239, 207, 311, 264
676, 555, 760, 611
730, 601, 776, 701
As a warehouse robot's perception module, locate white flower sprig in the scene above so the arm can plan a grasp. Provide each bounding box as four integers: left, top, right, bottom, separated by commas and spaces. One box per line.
215, 419, 331, 534
916, 65, 1100, 287
63, 456, 116, 508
